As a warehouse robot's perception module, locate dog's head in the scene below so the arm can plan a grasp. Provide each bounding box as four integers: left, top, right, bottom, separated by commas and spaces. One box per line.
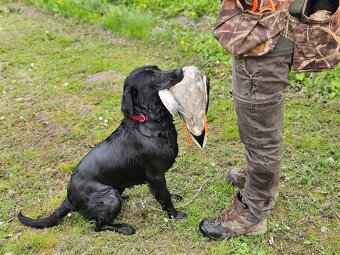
121, 65, 184, 119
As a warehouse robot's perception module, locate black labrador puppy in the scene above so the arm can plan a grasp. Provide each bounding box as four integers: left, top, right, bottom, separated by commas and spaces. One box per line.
18, 66, 186, 235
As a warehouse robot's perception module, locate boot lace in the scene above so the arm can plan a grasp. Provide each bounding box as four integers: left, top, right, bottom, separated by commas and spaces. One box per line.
216, 197, 245, 222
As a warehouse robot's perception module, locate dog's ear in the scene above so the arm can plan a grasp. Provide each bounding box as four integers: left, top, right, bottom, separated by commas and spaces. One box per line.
121, 89, 134, 116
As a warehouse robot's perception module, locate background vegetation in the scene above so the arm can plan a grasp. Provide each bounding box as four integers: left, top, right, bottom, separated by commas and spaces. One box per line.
14, 0, 340, 101
0, 1, 339, 254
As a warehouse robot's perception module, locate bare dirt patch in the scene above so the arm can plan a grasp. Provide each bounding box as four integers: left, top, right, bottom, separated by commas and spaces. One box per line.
84, 71, 122, 84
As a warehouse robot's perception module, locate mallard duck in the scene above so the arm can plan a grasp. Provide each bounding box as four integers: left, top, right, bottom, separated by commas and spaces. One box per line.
159, 66, 210, 148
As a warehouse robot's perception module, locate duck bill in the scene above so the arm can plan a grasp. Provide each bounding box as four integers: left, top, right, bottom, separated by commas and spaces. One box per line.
191, 131, 207, 149
190, 110, 208, 149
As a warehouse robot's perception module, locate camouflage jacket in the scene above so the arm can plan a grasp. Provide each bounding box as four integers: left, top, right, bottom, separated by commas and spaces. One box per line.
214, 0, 340, 72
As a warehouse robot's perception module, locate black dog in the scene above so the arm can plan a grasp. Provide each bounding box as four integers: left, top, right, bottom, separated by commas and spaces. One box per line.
18, 66, 186, 235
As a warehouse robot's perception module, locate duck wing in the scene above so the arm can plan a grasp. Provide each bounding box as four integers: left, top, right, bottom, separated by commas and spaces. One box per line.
158, 89, 182, 116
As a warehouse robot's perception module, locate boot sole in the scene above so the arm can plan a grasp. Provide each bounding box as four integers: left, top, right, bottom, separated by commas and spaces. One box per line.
199, 218, 267, 240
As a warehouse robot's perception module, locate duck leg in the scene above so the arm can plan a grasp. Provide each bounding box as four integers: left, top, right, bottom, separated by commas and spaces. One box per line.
202, 110, 208, 135
184, 122, 192, 146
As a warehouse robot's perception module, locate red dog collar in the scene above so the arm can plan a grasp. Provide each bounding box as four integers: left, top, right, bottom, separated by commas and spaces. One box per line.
129, 114, 150, 122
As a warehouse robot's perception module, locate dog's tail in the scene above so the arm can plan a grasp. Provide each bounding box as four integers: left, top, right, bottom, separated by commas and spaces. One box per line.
18, 198, 73, 229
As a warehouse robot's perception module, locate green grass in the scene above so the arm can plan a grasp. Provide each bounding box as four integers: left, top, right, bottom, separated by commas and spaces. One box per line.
16, 0, 339, 101
9, 0, 227, 70
16, 0, 157, 39
0, 2, 339, 255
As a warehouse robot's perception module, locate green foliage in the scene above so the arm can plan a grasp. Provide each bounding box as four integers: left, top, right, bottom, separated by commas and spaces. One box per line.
20, 0, 339, 100
101, 5, 156, 39
59, 161, 78, 173
23, 0, 157, 39
290, 67, 340, 101
113, 0, 220, 17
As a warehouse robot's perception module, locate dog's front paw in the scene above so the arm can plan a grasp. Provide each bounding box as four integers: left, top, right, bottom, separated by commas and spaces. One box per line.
170, 211, 187, 219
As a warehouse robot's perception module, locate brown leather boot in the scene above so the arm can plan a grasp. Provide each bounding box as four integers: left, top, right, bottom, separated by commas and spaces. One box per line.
226, 167, 279, 200
199, 193, 267, 240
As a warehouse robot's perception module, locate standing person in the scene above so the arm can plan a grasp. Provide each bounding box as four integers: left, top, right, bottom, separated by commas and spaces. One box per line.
199, 0, 338, 240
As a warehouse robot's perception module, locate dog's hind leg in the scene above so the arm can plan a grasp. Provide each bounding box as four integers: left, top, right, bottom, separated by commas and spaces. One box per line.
81, 185, 135, 235
95, 207, 135, 235
96, 223, 135, 235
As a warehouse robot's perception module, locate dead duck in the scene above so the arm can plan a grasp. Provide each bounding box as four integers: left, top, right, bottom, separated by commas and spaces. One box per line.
159, 66, 210, 148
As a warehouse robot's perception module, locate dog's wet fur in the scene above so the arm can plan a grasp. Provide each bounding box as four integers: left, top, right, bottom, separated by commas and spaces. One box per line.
18, 66, 186, 235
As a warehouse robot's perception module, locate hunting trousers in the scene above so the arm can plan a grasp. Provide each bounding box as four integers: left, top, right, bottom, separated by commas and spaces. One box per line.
232, 54, 292, 219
